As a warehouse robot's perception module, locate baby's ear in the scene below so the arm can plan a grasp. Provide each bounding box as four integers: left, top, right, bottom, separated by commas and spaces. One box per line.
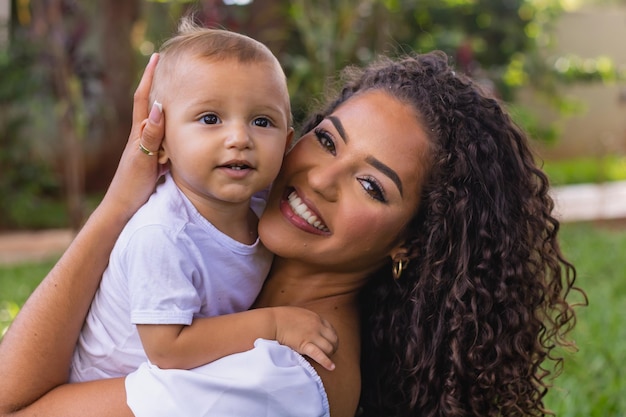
284, 127, 295, 153
157, 147, 169, 165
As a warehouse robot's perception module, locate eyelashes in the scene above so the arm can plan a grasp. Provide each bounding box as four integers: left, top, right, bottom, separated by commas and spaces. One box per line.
313, 127, 387, 203
252, 117, 273, 128
314, 128, 336, 154
200, 113, 220, 124
358, 176, 386, 202
199, 114, 275, 127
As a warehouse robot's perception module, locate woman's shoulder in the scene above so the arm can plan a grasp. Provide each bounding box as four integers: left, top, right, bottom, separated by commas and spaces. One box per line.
313, 305, 362, 417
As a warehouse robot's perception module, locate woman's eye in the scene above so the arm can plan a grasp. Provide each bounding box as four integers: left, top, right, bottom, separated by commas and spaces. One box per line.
314, 128, 336, 155
200, 114, 220, 125
358, 177, 387, 203
253, 117, 272, 128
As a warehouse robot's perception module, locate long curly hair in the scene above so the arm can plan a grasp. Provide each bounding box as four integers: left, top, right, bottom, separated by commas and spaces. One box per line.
301, 51, 584, 416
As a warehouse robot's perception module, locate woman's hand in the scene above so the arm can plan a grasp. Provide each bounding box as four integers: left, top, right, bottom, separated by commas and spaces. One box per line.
101, 53, 167, 222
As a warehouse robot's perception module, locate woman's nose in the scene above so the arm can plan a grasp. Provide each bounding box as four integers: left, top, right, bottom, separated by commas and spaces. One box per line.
308, 160, 340, 202
224, 123, 252, 150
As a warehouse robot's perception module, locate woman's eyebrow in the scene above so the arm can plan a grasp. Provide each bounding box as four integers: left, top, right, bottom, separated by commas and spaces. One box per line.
326, 115, 403, 196
366, 156, 403, 196
328, 116, 348, 143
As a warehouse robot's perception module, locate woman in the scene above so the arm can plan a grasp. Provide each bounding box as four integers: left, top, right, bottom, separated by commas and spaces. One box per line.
0, 51, 582, 417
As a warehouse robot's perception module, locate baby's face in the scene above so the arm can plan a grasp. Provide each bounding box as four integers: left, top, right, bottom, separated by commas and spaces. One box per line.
158, 56, 292, 210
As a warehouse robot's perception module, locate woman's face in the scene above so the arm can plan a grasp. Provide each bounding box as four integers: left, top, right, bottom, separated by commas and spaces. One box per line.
259, 90, 430, 274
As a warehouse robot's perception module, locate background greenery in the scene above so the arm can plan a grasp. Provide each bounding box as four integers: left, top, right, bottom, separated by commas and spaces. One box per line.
1, 221, 623, 415
1, 1, 624, 414
2, 0, 625, 231
543, 222, 626, 416
0, 259, 56, 336
543, 155, 626, 185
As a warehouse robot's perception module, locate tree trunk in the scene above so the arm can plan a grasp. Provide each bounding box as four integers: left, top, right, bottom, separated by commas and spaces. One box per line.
86, 0, 140, 191
30, 0, 86, 230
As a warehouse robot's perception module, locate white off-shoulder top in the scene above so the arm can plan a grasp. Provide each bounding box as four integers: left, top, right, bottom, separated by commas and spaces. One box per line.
125, 338, 330, 417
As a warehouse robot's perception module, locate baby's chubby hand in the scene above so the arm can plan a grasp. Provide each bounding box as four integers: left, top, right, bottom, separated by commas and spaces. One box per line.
272, 306, 339, 371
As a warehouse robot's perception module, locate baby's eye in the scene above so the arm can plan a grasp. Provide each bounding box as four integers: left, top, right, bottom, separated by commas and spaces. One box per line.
200, 114, 220, 125
357, 177, 387, 203
253, 117, 273, 128
314, 128, 336, 155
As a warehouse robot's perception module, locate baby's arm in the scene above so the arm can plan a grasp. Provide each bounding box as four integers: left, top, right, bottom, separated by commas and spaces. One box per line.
137, 306, 338, 371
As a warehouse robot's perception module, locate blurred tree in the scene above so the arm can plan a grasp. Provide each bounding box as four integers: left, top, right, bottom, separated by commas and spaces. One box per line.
0, 29, 59, 230
28, 0, 87, 230
177, 0, 572, 127
247, 0, 621, 141
279, 0, 393, 123
1, 0, 140, 229
2, 0, 621, 229
277, 0, 566, 122
96, 0, 140, 190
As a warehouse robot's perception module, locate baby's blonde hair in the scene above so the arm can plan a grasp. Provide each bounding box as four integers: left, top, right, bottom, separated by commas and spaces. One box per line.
150, 17, 291, 122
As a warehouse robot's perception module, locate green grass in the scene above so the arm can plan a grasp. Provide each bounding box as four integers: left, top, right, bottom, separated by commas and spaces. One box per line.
544, 222, 626, 416
0, 259, 57, 336
0, 223, 624, 415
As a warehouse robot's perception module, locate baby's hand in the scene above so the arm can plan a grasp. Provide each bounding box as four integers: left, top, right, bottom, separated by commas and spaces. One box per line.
272, 307, 338, 371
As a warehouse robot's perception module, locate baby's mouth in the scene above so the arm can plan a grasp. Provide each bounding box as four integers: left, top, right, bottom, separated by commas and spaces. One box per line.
219, 160, 253, 171
226, 164, 250, 170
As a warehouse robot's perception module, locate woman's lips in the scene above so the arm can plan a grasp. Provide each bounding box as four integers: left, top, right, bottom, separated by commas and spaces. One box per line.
279, 189, 330, 234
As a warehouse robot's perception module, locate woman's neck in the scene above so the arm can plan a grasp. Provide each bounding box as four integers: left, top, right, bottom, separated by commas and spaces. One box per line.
254, 256, 366, 417
253, 256, 367, 310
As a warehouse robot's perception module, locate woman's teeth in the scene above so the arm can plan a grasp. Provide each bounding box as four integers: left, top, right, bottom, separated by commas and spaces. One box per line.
287, 191, 329, 232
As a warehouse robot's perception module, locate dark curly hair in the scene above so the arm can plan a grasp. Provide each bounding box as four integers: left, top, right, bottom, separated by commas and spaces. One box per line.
301, 51, 584, 417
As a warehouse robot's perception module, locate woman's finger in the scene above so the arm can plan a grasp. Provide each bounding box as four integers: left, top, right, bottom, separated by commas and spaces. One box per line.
129, 53, 159, 146
140, 101, 164, 159
100, 53, 164, 218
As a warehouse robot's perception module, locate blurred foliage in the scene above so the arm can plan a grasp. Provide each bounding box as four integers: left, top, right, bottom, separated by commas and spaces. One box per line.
157, 0, 626, 133
552, 54, 626, 83
507, 103, 562, 144
2, 0, 625, 229
543, 155, 626, 185
278, 0, 565, 124
138, 0, 607, 128
0, 36, 62, 230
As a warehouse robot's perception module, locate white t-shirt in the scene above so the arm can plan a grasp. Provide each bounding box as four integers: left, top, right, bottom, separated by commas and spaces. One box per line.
126, 338, 330, 417
70, 173, 273, 382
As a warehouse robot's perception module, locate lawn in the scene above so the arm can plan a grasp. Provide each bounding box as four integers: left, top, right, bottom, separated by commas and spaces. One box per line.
543, 221, 626, 416
0, 259, 57, 337
0, 222, 624, 415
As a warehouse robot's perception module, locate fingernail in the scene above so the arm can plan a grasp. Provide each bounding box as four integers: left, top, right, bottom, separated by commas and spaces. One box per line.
149, 101, 162, 123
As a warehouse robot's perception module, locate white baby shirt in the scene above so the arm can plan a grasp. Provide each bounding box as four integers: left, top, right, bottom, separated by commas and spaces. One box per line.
70, 173, 272, 382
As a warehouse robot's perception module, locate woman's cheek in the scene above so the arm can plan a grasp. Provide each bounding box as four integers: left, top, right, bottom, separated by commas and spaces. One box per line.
339, 208, 403, 253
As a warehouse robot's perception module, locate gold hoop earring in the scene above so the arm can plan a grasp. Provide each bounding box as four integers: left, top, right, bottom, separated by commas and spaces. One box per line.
392, 260, 404, 280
